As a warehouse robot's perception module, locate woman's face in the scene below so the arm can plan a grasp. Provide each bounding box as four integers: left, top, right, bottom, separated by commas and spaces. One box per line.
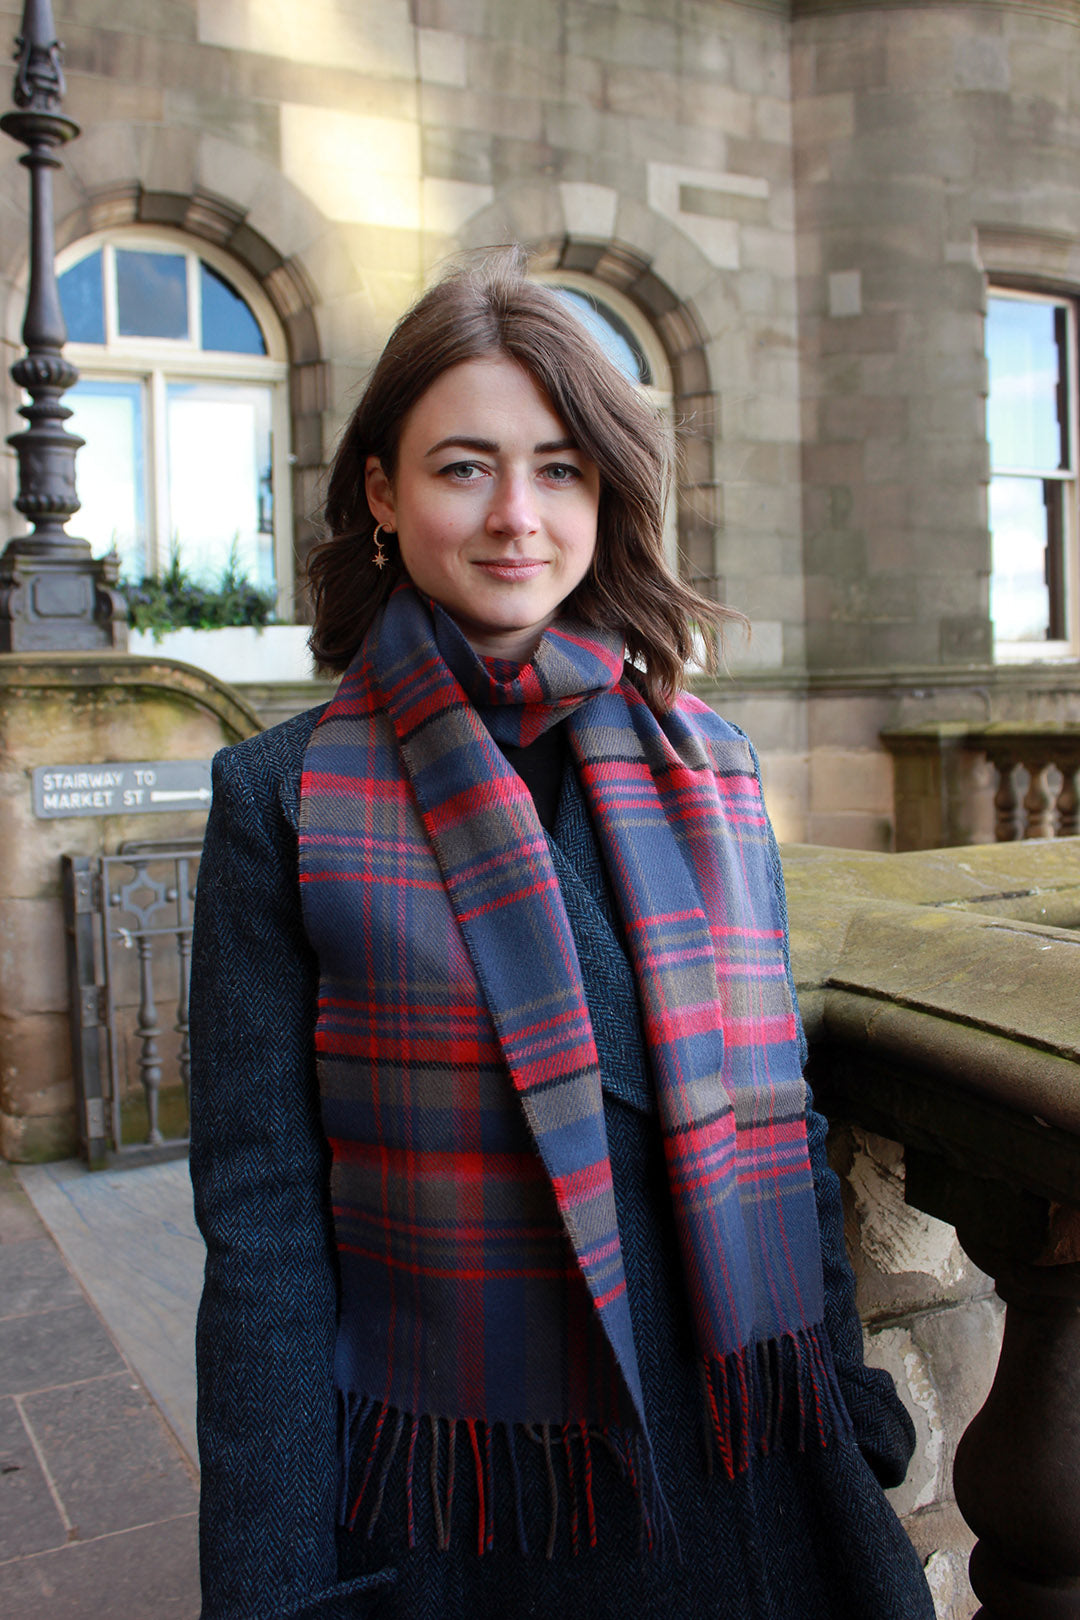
365, 355, 601, 662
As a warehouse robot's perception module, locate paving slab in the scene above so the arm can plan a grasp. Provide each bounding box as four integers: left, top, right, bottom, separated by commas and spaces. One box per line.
0, 1394, 67, 1561
16, 1159, 204, 1465
0, 1236, 83, 1316
0, 1511, 200, 1619
0, 1302, 124, 1398
20, 1372, 197, 1542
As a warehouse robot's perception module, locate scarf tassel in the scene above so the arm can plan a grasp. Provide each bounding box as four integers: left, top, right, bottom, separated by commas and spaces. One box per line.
701, 1328, 853, 1482
339, 1397, 658, 1559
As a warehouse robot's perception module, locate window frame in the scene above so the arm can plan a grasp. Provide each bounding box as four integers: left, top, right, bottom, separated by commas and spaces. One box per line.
987, 284, 1080, 664
54, 228, 295, 620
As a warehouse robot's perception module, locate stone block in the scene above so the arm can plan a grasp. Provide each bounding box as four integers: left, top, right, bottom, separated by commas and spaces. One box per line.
755, 94, 791, 148
732, 32, 788, 99
727, 618, 784, 671
822, 395, 906, 443
805, 619, 871, 670
677, 19, 732, 85
422, 82, 544, 142
807, 692, 892, 752
564, 8, 679, 73
194, 132, 270, 213
820, 313, 900, 357
648, 236, 715, 308
953, 33, 1010, 94
709, 691, 807, 757
812, 35, 888, 95
793, 91, 856, 146
0, 900, 68, 1019
804, 809, 892, 852
163, 87, 278, 164
64, 122, 141, 198
734, 572, 805, 629
412, 0, 486, 34
940, 616, 992, 665
753, 751, 809, 845
0, 1111, 78, 1166
809, 746, 892, 818
0, 1015, 77, 1122
417, 26, 467, 88
198, 0, 414, 77
722, 482, 799, 536
602, 64, 684, 125
678, 80, 755, 140
737, 224, 795, 278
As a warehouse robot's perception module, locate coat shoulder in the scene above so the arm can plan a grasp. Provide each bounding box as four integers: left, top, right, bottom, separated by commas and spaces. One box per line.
212, 704, 328, 830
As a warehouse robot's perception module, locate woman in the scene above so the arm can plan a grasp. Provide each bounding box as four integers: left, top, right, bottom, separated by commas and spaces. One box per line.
189, 252, 934, 1620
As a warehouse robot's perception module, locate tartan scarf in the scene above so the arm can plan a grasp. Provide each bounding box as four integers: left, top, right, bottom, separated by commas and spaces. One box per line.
299, 585, 842, 1551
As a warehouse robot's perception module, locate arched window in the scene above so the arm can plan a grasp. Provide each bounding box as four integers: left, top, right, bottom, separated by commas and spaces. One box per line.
534, 272, 676, 563
56, 230, 293, 612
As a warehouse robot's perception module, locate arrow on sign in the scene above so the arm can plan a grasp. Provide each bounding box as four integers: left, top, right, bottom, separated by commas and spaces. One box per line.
149, 788, 212, 803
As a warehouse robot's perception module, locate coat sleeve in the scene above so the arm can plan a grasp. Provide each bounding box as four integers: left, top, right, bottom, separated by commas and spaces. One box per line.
188, 734, 395, 1619
754, 762, 916, 1490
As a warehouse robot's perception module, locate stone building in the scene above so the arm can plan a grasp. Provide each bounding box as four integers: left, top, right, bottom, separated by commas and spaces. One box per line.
2, 0, 1078, 850
2, 2, 1078, 1615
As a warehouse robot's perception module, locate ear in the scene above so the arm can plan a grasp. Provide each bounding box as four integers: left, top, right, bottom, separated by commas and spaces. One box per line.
365, 456, 396, 531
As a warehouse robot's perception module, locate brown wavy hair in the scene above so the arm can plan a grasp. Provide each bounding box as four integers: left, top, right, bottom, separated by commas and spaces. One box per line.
307, 248, 735, 709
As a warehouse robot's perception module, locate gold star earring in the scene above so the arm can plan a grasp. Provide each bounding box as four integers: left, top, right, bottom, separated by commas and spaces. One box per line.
373, 522, 393, 570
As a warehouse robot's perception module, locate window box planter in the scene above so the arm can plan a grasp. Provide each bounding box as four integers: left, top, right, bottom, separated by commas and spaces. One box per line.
128, 624, 316, 686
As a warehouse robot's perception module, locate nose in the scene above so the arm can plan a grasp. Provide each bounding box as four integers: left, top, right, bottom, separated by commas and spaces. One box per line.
485, 471, 539, 540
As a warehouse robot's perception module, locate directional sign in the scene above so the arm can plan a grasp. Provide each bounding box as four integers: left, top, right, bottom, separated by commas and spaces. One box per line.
32, 760, 213, 819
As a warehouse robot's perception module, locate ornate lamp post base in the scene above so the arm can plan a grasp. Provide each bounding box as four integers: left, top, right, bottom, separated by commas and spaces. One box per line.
0, 547, 126, 653
0, 0, 127, 654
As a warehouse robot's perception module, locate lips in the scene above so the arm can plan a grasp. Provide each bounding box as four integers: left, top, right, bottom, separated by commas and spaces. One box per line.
472, 559, 548, 581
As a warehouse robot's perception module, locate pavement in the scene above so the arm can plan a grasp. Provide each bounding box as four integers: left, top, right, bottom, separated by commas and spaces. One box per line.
0, 1156, 204, 1618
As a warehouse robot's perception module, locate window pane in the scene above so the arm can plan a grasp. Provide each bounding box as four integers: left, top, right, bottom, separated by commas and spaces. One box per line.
64, 379, 148, 577
989, 474, 1066, 643
200, 263, 266, 355
550, 287, 652, 386
58, 251, 105, 345
165, 382, 273, 588
116, 249, 189, 340
986, 296, 1068, 472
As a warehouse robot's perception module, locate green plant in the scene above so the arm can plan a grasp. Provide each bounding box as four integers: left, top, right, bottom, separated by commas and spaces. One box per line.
120, 543, 277, 640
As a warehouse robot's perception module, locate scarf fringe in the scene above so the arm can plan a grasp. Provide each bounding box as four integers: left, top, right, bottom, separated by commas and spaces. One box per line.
701, 1327, 853, 1482
339, 1396, 661, 1560
336, 1332, 845, 1560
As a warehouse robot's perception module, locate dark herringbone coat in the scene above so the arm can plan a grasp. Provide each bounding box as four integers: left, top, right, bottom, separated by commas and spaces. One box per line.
189, 708, 935, 1620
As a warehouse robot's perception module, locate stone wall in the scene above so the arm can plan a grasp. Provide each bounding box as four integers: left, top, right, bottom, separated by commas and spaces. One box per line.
0, 2, 1075, 847
0, 656, 257, 1161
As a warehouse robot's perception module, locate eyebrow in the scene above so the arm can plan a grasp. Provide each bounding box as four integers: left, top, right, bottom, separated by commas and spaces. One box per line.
424, 435, 579, 457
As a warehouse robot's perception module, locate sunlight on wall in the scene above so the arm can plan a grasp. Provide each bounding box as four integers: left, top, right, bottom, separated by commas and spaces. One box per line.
197, 0, 415, 79
280, 106, 421, 229
279, 106, 493, 234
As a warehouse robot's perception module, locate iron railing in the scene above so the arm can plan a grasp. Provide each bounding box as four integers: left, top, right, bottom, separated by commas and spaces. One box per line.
62, 841, 200, 1168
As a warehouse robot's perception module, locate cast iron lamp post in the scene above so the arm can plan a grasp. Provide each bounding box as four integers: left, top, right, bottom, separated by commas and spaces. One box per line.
0, 0, 125, 651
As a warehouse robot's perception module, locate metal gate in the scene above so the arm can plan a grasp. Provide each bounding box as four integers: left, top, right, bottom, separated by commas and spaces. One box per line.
62, 841, 202, 1168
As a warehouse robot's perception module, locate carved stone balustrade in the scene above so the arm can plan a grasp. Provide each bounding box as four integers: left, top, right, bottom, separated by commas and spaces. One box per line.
883, 724, 1080, 851
784, 837, 1080, 1620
